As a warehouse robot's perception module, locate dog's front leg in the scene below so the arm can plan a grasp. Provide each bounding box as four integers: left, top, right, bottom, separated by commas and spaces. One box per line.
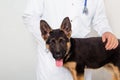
64, 62, 78, 80
77, 74, 84, 80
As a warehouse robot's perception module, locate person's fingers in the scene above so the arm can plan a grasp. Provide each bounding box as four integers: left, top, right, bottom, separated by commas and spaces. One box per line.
102, 35, 106, 43
105, 36, 119, 50
106, 37, 114, 50
112, 39, 119, 49
102, 32, 119, 50
105, 35, 111, 50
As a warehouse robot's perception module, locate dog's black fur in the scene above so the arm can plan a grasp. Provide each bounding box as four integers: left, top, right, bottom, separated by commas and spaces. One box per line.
40, 17, 120, 80
67, 37, 120, 74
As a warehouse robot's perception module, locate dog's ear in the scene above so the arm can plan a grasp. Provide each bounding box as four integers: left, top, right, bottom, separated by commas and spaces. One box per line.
60, 17, 72, 38
40, 20, 52, 40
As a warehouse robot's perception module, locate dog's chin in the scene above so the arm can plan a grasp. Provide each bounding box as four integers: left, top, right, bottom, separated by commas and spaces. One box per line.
55, 59, 63, 67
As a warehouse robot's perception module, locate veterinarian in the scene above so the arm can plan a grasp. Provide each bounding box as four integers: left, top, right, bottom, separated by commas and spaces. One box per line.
23, 0, 119, 80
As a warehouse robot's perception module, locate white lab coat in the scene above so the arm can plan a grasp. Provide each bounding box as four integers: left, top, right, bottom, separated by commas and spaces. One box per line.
23, 0, 112, 80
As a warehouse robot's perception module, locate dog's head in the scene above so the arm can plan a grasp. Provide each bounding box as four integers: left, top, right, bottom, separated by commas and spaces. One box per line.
40, 17, 71, 67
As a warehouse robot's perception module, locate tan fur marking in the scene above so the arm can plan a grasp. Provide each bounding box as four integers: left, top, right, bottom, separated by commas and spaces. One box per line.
42, 34, 49, 41
64, 62, 78, 80
67, 31, 72, 38
67, 42, 71, 49
64, 42, 71, 61
46, 44, 50, 49
67, 42, 71, 53
104, 63, 120, 80
77, 74, 84, 80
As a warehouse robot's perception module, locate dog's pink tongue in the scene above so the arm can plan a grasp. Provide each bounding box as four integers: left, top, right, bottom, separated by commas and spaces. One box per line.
56, 59, 63, 67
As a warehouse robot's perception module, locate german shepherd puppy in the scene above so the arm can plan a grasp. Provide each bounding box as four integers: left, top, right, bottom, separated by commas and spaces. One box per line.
40, 17, 120, 80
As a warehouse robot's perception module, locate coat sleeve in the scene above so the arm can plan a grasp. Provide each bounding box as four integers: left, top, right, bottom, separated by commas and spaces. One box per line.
22, 0, 44, 41
92, 0, 113, 36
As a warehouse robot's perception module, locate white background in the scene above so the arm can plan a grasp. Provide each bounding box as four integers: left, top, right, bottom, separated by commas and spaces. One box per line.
0, 0, 120, 80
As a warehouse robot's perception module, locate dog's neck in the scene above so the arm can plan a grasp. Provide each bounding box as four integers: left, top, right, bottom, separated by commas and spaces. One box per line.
64, 39, 72, 62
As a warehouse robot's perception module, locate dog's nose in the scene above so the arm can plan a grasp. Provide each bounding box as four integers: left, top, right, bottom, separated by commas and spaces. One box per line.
54, 53, 62, 59
56, 54, 61, 57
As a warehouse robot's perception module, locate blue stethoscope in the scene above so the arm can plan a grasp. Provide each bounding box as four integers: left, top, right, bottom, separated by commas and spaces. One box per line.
83, 0, 88, 15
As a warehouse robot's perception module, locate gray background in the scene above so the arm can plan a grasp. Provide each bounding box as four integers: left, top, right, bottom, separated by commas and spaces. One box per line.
0, 0, 120, 80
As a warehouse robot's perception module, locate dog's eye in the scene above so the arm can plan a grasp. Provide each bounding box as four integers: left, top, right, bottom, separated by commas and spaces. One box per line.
50, 39, 56, 44
59, 38, 66, 44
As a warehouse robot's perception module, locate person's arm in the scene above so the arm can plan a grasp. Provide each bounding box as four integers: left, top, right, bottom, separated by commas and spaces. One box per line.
22, 0, 44, 41
92, 0, 118, 50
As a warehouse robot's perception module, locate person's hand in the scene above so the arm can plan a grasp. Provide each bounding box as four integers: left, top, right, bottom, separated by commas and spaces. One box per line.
102, 32, 119, 50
